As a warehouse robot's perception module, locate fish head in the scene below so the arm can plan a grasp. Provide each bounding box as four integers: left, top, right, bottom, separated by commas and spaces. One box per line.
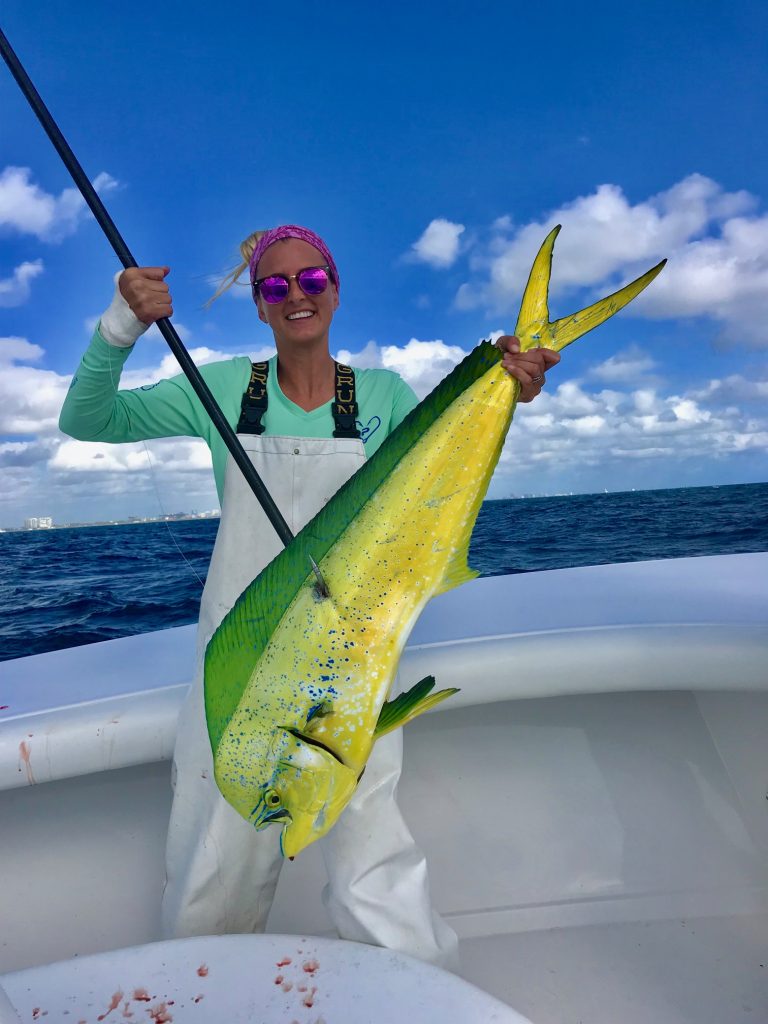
249, 727, 359, 858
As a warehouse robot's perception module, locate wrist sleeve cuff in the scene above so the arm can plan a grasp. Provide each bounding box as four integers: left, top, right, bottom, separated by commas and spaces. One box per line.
98, 271, 150, 347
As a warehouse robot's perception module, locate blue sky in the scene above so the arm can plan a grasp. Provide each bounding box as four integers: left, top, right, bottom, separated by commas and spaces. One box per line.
1, 0, 766, 525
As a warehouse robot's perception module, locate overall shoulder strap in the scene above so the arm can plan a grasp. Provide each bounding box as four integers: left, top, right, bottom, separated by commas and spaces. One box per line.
237, 360, 269, 435
332, 362, 361, 439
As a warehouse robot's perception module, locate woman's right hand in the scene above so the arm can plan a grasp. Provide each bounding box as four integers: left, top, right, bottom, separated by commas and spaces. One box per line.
119, 266, 173, 325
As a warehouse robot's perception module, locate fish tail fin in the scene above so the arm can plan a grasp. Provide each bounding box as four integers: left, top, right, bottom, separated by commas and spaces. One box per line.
514, 225, 666, 353
514, 224, 558, 334
547, 260, 667, 352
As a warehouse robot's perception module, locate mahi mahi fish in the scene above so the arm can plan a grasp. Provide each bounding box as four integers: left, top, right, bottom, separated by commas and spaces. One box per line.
204, 226, 665, 857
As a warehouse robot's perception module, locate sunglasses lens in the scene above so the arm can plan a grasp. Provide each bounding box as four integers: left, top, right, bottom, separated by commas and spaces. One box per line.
260, 276, 289, 303
297, 267, 329, 295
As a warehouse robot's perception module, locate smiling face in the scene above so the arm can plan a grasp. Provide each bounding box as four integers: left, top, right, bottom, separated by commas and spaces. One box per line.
255, 237, 339, 352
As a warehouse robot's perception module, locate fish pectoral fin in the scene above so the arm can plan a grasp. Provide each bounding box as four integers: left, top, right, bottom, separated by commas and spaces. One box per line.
306, 699, 334, 723
514, 224, 666, 353
284, 727, 347, 766
374, 675, 460, 738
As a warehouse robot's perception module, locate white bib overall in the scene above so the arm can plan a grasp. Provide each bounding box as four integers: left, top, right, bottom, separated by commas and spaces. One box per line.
161, 431, 458, 968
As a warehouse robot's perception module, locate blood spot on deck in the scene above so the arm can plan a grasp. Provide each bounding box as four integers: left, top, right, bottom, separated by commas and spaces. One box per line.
18, 740, 35, 783
132, 988, 151, 1001
302, 986, 318, 1008
302, 959, 320, 974
148, 1003, 172, 1023
97, 990, 124, 1020
197, 963, 209, 977
276, 956, 292, 967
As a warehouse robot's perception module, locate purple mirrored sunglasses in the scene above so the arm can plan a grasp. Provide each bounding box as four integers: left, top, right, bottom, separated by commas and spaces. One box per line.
252, 265, 332, 304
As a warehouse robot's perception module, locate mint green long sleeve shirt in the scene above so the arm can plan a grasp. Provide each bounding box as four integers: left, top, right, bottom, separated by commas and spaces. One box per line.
59, 329, 420, 502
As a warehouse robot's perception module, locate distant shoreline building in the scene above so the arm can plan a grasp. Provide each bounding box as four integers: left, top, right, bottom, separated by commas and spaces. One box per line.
24, 516, 54, 530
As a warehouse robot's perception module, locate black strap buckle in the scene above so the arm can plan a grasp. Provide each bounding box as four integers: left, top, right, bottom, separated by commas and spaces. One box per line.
237, 361, 269, 435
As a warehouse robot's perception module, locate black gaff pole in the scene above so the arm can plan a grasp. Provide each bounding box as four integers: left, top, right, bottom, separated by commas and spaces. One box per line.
0, 26, 296, 552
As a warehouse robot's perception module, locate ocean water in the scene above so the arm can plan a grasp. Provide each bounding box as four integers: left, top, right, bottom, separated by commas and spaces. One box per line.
1, 482, 766, 663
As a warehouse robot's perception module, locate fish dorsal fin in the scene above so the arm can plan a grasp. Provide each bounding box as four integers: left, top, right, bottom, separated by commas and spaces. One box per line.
433, 550, 479, 596
428, 485, 483, 597
375, 675, 459, 737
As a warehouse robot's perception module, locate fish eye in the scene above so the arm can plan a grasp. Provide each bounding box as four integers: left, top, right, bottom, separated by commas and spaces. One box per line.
265, 788, 281, 808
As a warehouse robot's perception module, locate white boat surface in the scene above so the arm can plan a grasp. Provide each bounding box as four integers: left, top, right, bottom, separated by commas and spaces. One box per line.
1, 552, 767, 1022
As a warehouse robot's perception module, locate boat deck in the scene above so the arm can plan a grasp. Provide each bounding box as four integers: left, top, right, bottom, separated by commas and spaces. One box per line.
2, 555, 767, 1021
3, 689, 766, 1021
461, 914, 768, 1023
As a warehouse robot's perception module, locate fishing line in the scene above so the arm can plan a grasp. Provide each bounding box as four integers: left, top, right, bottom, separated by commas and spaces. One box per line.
105, 328, 205, 592
141, 440, 206, 592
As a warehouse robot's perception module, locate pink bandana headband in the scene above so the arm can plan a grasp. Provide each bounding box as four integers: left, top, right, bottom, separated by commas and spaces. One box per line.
248, 225, 340, 297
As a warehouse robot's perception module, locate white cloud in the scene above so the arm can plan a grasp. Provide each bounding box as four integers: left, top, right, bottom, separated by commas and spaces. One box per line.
672, 399, 710, 425
551, 380, 602, 415
454, 174, 768, 347
336, 338, 466, 398
629, 214, 768, 340
590, 345, 658, 384
691, 374, 768, 403
0, 336, 45, 364
0, 336, 70, 435
0, 166, 118, 243
491, 369, 768, 495
0, 330, 265, 442
563, 414, 607, 436
0, 439, 55, 468
120, 344, 272, 389
0, 334, 261, 524
49, 436, 212, 474
0, 260, 44, 307
408, 218, 465, 268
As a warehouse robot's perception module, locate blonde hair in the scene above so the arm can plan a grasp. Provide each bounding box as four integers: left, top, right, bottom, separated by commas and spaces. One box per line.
206, 229, 269, 307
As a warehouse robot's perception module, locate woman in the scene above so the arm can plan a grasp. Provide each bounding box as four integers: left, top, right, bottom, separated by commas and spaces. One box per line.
59, 225, 560, 969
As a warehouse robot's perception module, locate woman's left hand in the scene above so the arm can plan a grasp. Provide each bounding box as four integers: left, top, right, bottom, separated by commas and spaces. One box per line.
495, 335, 560, 402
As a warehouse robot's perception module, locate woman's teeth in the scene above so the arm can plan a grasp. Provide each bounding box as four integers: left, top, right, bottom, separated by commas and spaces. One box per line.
287, 311, 314, 320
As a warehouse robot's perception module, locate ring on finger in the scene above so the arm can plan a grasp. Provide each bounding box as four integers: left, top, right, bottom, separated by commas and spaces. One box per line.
530, 373, 545, 385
